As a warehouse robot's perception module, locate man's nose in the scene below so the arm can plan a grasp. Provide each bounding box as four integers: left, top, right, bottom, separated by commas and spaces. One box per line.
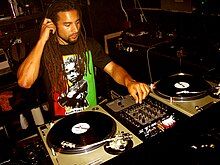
72, 23, 79, 33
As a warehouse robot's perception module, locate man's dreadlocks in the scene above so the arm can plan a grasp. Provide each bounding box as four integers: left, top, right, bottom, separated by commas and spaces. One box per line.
42, 0, 88, 95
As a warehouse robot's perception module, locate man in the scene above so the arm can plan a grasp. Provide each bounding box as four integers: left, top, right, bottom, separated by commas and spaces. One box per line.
17, 0, 150, 116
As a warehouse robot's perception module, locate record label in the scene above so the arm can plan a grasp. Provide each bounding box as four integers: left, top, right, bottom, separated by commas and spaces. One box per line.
71, 123, 90, 134
174, 82, 190, 89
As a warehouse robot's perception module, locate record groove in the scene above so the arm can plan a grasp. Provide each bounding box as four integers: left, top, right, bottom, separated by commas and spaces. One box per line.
154, 73, 212, 101
46, 111, 116, 154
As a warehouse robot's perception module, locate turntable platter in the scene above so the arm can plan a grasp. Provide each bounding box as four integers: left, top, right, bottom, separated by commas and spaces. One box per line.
154, 73, 212, 101
46, 111, 116, 154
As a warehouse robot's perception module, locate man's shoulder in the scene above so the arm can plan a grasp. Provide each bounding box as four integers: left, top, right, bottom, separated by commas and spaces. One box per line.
86, 37, 98, 44
86, 38, 102, 51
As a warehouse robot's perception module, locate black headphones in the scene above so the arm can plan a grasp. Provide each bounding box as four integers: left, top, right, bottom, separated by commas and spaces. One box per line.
45, 0, 81, 18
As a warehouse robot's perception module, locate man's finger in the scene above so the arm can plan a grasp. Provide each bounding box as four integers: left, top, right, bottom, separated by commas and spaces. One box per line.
136, 87, 143, 104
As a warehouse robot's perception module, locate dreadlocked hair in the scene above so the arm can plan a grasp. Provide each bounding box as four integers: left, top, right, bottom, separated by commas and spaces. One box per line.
42, 0, 89, 95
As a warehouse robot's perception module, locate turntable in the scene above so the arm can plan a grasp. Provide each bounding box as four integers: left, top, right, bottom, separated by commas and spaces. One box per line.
154, 73, 211, 101
151, 73, 220, 116
38, 105, 142, 165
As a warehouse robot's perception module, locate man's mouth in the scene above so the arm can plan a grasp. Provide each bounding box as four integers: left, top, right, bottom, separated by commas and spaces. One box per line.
70, 33, 78, 40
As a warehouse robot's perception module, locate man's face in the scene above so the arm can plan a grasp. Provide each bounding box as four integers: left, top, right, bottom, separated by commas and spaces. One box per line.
56, 9, 81, 45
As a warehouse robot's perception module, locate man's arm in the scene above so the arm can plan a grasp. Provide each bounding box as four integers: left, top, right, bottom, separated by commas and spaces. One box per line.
104, 61, 150, 103
17, 18, 55, 88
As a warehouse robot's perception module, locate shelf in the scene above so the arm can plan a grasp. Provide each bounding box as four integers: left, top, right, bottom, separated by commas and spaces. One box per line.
0, 13, 43, 40
0, 13, 43, 27
0, 27, 40, 40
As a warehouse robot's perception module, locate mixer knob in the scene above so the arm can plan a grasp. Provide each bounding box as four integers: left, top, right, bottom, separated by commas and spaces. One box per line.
148, 111, 152, 116
152, 111, 157, 118
142, 117, 146, 124
117, 101, 124, 107
147, 114, 152, 120
127, 108, 131, 113
138, 114, 142, 121
133, 112, 138, 118
144, 115, 149, 122
157, 109, 164, 116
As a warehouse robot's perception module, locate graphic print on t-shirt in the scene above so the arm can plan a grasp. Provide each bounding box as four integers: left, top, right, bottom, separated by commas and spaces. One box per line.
55, 51, 97, 115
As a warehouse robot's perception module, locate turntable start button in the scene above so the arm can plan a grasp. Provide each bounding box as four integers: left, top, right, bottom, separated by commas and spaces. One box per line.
92, 107, 99, 111
117, 101, 124, 107
195, 105, 201, 112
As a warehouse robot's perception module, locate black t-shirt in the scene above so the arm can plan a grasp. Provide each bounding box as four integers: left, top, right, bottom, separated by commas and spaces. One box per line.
41, 38, 111, 116
59, 38, 111, 70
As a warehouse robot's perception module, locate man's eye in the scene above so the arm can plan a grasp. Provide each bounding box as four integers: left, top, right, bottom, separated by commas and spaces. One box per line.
64, 23, 70, 27
76, 20, 80, 25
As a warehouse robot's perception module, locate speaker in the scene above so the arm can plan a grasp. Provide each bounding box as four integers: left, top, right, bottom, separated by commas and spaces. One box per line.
161, 0, 192, 12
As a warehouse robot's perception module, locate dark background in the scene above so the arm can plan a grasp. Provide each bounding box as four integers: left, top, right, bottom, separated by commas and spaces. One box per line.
0, 0, 220, 139
0, 1, 220, 164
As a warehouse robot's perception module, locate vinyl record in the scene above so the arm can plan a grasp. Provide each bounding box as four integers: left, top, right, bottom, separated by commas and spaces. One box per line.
46, 111, 116, 154
154, 73, 212, 101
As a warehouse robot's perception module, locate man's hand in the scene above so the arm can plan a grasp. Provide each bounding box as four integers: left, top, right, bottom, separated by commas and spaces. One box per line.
103, 61, 151, 103
40, 18, 56, 42
126, 80, 150, 104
